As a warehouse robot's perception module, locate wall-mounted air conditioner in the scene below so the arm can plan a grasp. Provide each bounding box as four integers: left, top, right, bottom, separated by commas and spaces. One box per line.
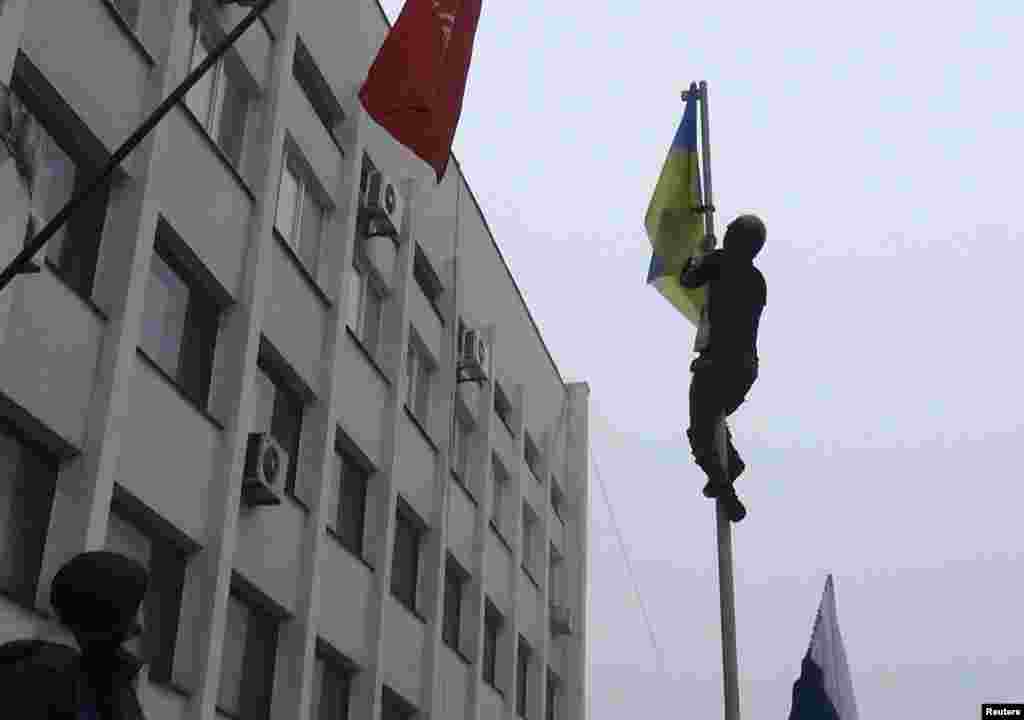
360, 156, 403, 239
458, 328, 488, 383
241, 432, 287, 507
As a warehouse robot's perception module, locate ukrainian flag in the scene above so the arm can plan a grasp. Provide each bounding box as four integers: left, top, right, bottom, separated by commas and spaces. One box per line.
644, 84, 705, 327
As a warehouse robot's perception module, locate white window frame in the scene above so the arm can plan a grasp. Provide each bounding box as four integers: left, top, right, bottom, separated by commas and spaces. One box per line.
347, 260, 385, 356
405, 339, 433, 424
275, 150, 327, 270
186, 15, 250, 167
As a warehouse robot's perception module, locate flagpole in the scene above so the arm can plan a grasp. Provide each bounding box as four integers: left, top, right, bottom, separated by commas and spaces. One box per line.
0, 0, 277, 294
697, 79, 741, 720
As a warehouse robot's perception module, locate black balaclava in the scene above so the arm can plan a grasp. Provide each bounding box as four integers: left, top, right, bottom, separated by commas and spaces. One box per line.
722, 214, 766, 261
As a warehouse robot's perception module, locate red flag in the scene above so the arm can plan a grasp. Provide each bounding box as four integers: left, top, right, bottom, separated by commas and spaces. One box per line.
359, 0, 482, 183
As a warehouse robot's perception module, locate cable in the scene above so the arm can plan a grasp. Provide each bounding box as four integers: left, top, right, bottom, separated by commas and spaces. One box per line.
591, 447, 668, 677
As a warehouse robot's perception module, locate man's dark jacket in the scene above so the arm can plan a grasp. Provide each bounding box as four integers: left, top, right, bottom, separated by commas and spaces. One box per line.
681, 244, 767, 362
0, 638, 147, 720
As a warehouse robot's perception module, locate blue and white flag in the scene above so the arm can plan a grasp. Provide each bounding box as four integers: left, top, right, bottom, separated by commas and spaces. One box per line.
788, 575, 859, 720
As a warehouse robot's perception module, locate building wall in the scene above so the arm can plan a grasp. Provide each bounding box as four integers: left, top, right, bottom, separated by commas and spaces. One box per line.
0, 2, 589, 720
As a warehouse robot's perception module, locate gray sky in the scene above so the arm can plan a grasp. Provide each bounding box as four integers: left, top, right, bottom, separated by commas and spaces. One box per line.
378, 2, 1024, 717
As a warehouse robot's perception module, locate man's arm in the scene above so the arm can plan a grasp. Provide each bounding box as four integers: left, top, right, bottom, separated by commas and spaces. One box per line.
680, 250, 722, 288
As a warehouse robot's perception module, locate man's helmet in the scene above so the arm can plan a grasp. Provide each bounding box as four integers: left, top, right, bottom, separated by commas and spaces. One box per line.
723, 215, 766, 260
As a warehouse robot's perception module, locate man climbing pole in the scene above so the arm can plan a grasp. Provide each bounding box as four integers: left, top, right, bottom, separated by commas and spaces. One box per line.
681, 214, 767, 522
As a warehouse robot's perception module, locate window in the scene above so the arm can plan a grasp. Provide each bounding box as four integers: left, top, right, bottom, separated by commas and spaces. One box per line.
381, 686, 416, 720
105, 509, 190, 683
312, 645, 354, 720
217, 591, 278, 720
548, 546, 563, 608
274, 149, 327, 272
391, 499, 424, 614
346, 262, 384, 357
328, 451, 369, 557
524, 432, 541, 482
111, 0, 141, 28
9, 75, 111, 299
413, 245, 444, 323
550, 478, 565, 523
442, 554, 468, 652
522, 504, 539, 582
482, 599, 503, 689
253, 356, 305, 496
494, 382, 514, 433
490, 455, 508, 535
139, 224, 226, 411
0, 423, 57, 607
517, 636, 532, 718
293, 38, 345, 149
546, 669, 561, 720
405, 340, 433, 426
451, 413, 471, 483
185, 14, 251, 168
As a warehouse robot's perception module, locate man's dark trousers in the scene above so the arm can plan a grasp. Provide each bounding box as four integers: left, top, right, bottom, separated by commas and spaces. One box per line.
687, 352, 758, 486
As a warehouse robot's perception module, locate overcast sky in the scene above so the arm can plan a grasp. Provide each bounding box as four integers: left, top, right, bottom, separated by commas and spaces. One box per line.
377, 3, 1024, 717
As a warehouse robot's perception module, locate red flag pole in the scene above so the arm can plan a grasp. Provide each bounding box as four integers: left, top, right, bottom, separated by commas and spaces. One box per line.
0, 0, 277, 294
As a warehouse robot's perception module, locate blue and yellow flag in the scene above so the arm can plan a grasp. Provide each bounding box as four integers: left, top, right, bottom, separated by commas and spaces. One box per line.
644, 85, 705, 327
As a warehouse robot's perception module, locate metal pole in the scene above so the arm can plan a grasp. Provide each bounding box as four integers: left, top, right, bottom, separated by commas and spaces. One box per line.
0, 0, 276, 293
699, 80, 740, 720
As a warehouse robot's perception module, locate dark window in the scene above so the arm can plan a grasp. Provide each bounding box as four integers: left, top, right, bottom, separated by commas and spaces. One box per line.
494, 383, 513, 433
255, 357, 305, 496
451, 414, 470, 482
313, 647, 354, 720
0, 423, 57, 608
490, 455, 507, 533
524, 432, 541, 482
104, 510, 189, 684
391, 501, 423, 613
547, 545, 563, 608
10, 62, 111, 300
292, 38, 345, 148
412, 245, 444, 323
442, 555, 467, 651
522, 503, 538, 580
550, 478, 565, 523
546, 669, 560, 720
517, 637, 532, 718
483, 600, 502, 688
217, 591, 278, 720
381, 686, 416, 720
140, 222, 226, 410
330, 452, 368, 556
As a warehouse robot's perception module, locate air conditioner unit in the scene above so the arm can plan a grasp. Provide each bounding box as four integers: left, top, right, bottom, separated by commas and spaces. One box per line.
241, 433, 286, 507
459, 329, 488, 381
361, 166, 403, 239
550, 605, 574, 636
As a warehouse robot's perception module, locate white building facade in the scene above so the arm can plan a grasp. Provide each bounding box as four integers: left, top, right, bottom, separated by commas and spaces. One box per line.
0, 2, 590, 720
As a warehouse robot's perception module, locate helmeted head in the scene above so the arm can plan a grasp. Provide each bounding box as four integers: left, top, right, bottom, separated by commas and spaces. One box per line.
723, 214, 766, 260
50, 551, 148, 655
